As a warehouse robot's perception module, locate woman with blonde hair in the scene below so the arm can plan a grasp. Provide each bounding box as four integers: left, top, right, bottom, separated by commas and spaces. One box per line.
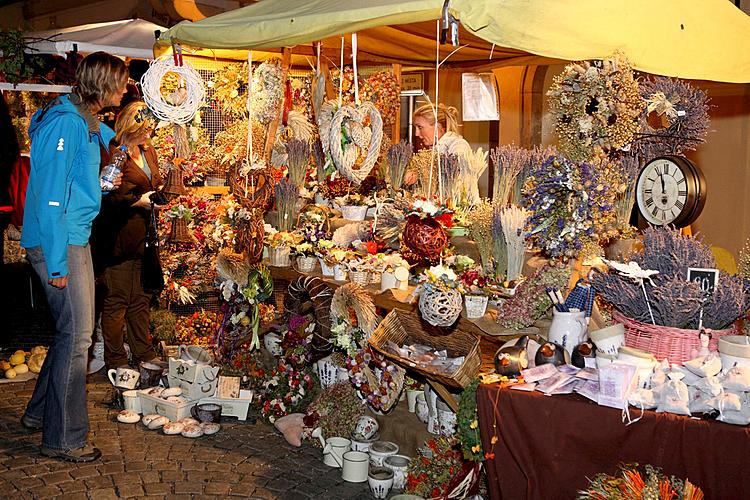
91, 100, 165, 373
21, 51, 128, 462
409, 103, 485, 203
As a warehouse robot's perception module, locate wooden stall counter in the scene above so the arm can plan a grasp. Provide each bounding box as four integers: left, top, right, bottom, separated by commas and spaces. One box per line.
476, 383, 750, 500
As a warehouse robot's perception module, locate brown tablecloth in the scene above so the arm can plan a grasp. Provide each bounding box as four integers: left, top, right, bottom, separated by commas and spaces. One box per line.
477, 384, 750, 500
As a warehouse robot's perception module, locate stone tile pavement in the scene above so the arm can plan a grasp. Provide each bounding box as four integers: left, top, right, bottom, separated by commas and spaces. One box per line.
0, 372, 376, 499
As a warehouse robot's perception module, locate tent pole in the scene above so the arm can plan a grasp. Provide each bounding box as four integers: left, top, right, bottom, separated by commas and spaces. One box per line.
264, 46, 292, 164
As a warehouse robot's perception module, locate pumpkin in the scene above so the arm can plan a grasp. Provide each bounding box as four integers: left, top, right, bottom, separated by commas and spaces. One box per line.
27, 354, 45, 374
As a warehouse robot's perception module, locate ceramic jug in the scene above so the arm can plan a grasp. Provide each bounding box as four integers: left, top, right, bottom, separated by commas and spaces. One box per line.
548, 309, 588, 356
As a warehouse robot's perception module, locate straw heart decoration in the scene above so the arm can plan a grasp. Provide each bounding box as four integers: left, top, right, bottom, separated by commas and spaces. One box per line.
328, 101, 383, 185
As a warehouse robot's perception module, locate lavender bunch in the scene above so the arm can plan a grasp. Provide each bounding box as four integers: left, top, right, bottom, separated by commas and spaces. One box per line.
285, 139, 310, 186
698, 273, 747, 330
650, 276, 704, 328
634, 227, 715, 284
491, 204, 507, 281
591, 271, 654, 323
275, 179, 299, 232
491, 145, 529, 206
439, 152, 461, 206
514, 145, 556, 205
386, 140, 413, 191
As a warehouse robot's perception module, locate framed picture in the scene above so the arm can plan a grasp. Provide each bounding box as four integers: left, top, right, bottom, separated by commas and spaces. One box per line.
687, 267, 719, 294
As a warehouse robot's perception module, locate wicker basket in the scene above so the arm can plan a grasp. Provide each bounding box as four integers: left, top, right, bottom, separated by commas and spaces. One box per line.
614, 310, 737, 364
368, 309, 481, 389
168, 217, 193, 245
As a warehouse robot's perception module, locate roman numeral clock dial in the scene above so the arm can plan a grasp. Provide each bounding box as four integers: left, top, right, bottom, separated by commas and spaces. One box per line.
635, 156, 706, 228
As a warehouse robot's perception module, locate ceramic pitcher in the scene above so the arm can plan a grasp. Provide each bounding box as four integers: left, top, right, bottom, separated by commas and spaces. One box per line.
548, 309, 588, 356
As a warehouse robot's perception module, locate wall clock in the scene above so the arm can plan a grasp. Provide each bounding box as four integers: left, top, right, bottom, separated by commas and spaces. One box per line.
635, 155, 706, 227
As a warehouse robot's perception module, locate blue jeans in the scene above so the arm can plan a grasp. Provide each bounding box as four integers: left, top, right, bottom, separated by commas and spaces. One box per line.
24, 245, 94, 451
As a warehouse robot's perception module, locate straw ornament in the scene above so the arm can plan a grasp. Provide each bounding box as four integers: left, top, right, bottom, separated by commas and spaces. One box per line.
328, 101, 383, 185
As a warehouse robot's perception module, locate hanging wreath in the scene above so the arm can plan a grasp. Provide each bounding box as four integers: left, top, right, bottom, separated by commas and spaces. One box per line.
329, 282, 380, 355
547, 53, 642, 161
249, 59, 284, 125
347, 346, 405, 413
328, 101, 383, 185
284, 276, 333, 353
635, 76, 711, 157
208, 62, 249, 119
141, 56, 205, 125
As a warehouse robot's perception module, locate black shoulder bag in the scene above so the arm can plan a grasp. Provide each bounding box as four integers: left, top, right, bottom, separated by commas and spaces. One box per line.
141, 202, 165, 294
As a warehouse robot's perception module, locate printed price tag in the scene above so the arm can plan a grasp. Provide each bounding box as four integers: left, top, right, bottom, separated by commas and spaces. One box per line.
687, 267, 719, 294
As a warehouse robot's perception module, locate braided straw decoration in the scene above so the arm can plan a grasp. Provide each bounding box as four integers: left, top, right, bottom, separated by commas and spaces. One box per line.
328, 101, 383, 185
330, 282, 380, 339
233, 209, 265, 265
419, 285, 462, 327
230, 167, 273, 211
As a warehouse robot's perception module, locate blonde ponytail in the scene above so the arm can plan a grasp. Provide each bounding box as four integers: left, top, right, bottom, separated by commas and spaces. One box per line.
413, 103, 462, 135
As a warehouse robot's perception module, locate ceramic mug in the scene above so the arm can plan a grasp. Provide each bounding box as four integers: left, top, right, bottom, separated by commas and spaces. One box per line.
191, 403, 222, 423
384, 454, 411, 490
108, 367, 140, 389
354, 416, 379, 441
368, 467, 394, 499
122, 389, 142, 414
139, 361, 164, 389
341, 451, 369, 483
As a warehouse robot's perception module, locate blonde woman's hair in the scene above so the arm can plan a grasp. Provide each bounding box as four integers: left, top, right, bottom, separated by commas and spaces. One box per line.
74, 51, 128, 108
115, 101, 155, 149
413, 103, 461, 134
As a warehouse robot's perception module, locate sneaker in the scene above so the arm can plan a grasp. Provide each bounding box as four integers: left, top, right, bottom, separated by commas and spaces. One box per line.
21, 414, 43, 432
41, 444, 101, 463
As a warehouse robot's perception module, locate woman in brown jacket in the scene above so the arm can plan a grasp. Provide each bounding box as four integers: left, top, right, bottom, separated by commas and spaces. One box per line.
92, 101, 164, 369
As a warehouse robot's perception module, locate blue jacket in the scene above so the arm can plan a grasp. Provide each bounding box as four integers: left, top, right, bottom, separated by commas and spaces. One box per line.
21, 95, 114, 279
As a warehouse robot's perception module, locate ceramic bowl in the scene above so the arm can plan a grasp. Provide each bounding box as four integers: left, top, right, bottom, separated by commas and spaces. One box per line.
718, 335, 750, 371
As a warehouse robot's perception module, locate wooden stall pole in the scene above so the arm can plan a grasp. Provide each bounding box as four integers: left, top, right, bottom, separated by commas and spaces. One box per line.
391, 63, 402, 144
264, 47, 293, 164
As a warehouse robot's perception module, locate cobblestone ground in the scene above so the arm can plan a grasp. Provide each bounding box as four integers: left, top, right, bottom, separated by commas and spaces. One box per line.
0, 372, 374, 499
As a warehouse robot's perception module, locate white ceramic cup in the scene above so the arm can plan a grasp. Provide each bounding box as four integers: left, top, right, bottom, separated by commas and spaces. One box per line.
354, 416, 379, 441
368, 467, 394, 499
383, 454, 411, 490
122, 389, 142, 414
108, 367, 140, 389
341, 451, 369, 483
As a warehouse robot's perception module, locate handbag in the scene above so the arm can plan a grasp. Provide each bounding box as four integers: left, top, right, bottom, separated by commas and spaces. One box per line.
141, 202, 165, 294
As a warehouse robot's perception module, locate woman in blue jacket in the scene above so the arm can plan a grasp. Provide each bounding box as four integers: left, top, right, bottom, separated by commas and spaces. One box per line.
20, 52, 128, 463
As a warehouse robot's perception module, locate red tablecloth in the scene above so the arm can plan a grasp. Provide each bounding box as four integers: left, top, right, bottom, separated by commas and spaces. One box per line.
477, 384, 750, 500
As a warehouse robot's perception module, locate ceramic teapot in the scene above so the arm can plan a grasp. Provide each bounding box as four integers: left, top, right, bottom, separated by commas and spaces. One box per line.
535, 340, 568, 367
494, 335, 530, 377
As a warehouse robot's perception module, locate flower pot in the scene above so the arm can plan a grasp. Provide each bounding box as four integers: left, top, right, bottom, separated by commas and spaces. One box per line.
384, 455, 411, 490
418, 285, 462, 327
340, 205, 368, 221
319, 258, 335, 276
349, 270, 370, 286
368, 467, 394, 499
297, 255, 317, 273
333, 264, 347, 281
316, 356, 340, 388
464, 295, 489, 319
268, 246, 291, 267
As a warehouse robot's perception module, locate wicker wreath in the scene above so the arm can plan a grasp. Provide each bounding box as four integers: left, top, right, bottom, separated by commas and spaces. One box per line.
419, 285, 463, 327
402, 215, 449, 264
330, 282, 380, 339
230, 165, 273, 211
233, 209, 265, 265
328, 101, 383, 185
284, 276, 333, 353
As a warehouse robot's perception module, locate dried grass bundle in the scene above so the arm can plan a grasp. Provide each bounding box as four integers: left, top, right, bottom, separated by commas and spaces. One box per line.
286, 138, 311, 186
387, 140, 413, 191
491, 145, 529, 206
467, 201, 494, 271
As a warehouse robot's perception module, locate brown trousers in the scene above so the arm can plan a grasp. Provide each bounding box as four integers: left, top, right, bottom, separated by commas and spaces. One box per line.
101, 259, 155, 368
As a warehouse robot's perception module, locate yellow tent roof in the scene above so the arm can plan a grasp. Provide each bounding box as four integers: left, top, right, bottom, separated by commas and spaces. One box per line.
157, 0, 750, 82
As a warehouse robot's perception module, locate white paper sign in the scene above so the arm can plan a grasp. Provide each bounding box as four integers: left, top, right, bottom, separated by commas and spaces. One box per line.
461, 73, 500, 121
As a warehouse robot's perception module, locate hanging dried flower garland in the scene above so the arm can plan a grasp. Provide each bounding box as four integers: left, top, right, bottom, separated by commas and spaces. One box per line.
249, 59, 284, 125
547, 53, 643, 161
361, 71, 401, 125
208, 62, 249, 119
635, 76, 711, 157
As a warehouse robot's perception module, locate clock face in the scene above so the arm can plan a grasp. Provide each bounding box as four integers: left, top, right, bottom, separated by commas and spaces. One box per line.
635, 156, 706, 227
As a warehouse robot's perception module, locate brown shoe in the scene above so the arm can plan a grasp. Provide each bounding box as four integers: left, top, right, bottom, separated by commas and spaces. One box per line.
21, 414, 43, 432
41, 444, 101, 463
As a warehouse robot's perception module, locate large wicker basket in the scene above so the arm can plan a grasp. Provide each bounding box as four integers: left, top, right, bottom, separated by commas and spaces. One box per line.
368, 309, 481, 388
614, 310, 737, 364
